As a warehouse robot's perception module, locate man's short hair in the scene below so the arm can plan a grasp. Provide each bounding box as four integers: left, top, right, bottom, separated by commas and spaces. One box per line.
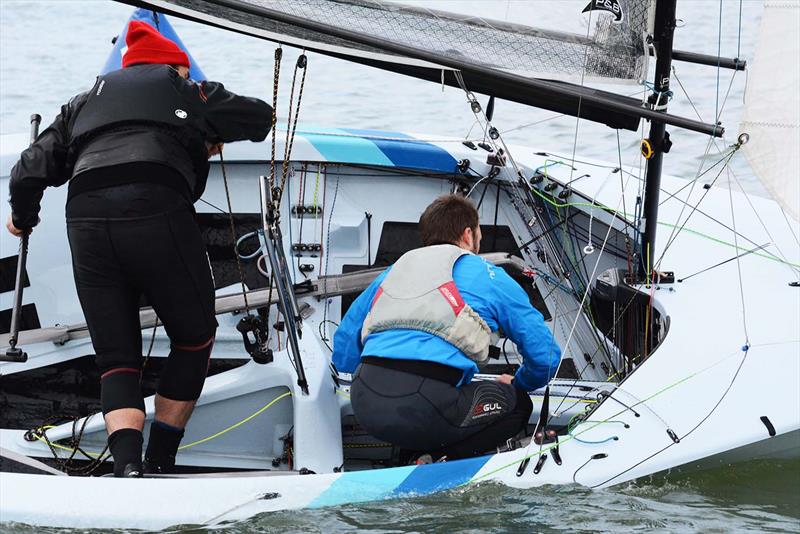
419, 194, 479, 246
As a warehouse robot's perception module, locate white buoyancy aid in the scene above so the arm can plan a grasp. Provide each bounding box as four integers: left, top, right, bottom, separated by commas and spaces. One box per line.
361, 244, 492, 364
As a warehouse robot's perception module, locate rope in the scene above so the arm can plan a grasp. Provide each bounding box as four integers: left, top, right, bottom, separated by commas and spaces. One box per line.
29, 414, 110, 474
523, 164, 796, 267
179, 392, 292, 450
590, 344, 751, 488
542, 178, 631, 424
468, 342, 762, 485
268, 47, 282, 190
31, 391, 292, 474
219, 147, 250, 312
277, 54, 308, 200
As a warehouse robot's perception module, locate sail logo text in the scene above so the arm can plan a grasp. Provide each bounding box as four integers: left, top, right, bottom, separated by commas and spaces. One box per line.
582, 0, 624, 24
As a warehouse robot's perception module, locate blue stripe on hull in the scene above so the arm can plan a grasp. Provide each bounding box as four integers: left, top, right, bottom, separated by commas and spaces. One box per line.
299, 126, 394, 167
389, 455, 491, 497
341, 128, 458, 174
308, 465, 415, 508
310, 455, 491, 509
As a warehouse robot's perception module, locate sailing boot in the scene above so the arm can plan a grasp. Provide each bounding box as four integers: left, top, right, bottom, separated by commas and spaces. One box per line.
121, 462, 144, 478
108, 428, 144, 478
143, 420, 185, 474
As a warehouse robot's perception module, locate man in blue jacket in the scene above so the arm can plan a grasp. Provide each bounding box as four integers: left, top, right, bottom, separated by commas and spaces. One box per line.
333, 194, 561, 461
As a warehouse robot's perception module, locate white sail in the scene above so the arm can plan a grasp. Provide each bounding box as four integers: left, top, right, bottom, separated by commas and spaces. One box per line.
139, 0, 654, 84
740, 0, 800, 221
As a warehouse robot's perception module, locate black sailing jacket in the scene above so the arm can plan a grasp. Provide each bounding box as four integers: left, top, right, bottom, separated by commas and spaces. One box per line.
9, 64, 273, 228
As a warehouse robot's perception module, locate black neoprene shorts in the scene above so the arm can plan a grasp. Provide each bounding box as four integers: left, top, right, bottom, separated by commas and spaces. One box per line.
351, 359, 532, 459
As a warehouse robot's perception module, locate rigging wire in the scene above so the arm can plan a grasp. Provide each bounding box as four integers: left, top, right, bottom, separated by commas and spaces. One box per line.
519, 174, 628, 458
546, 187, 633, 420
715, 0, 724, 125
728, 168, 751, 343
501, 165, 795, 267
655, 145, 741, 266
737, 0, 743, 60
470, 340, 773, 486
579, 5, 757, 488
677, 242, 770, 283
671, 66, 799, 277
590, 344, 751, 489
781, 208, 800, 248
726, 169, 800, 278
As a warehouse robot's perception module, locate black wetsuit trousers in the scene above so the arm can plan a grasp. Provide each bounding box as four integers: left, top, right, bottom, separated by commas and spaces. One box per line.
66, 179, 217, 415
351, 359, 533, 460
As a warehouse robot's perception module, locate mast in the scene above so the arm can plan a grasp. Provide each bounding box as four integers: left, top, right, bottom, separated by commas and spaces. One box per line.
640, 0, 678, 280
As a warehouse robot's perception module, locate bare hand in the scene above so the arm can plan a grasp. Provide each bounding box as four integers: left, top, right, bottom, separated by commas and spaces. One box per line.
207, 142, 224, 159
495, 374, 514, 385
5, 214, 29, 237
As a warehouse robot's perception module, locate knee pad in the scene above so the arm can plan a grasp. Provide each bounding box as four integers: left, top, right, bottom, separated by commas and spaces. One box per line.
157, 337, 214, 401
101, 367, 145, 414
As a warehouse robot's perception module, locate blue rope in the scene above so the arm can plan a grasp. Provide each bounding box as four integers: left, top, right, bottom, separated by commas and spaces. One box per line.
570, 431, 618, 445
534, 269, 576, 295
640, 80, 673, 101
568, 419, 628, 445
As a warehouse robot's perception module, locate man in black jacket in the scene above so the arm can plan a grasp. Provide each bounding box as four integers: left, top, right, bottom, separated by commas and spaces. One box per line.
6, 21, 273, 477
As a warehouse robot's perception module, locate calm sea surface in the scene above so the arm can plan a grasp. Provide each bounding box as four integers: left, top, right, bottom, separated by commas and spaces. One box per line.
1, 0, 798, 532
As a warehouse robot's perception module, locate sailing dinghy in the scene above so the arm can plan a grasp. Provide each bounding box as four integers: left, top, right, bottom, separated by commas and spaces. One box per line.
1, 1, 798, 529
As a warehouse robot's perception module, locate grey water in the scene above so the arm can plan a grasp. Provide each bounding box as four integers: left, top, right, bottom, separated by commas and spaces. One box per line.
0, 0, 797, 532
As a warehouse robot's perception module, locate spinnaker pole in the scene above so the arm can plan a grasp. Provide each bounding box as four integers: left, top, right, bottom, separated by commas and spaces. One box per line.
640, 0, 678, 281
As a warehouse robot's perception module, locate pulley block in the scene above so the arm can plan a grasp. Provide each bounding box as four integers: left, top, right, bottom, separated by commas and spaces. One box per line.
236, 314, 273, 364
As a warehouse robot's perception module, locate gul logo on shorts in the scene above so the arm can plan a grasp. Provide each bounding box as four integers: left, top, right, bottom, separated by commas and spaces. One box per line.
472, 402, 502, 418
175, 109, 188, 119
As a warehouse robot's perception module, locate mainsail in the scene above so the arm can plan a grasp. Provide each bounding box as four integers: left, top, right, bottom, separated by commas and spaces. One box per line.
136, 0, 653, 83
739, 0, 800, 221
121, 0, 686, 133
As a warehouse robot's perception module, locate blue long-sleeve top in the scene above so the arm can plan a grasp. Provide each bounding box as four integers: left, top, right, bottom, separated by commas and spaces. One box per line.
332, 253, 561, 391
